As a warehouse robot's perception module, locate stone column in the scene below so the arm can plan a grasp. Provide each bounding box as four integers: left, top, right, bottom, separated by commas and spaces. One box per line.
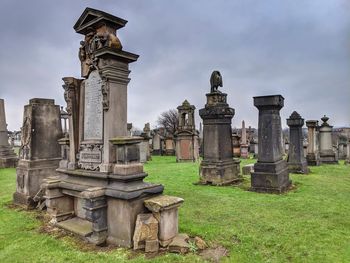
251, 95, 291, 193
240, 120, 249, 158
0, 99, 18, 168
286, 111, 309, 174
306, 120, 320, 165
199, 75, 241, 185
319, 115, 338, 164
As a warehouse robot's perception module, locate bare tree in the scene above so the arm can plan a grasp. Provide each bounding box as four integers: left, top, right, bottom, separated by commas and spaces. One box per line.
157, 109, 179, 136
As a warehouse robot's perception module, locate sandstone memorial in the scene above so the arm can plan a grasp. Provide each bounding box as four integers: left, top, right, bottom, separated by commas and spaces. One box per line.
175, 100, 199, 162
13, 98, 62, 207
0, 99, 17, 168
286, 111, 309, 174
251, 95, 291, 193
306, 120, 320, 166
199, 71, 241, 185
40, 8, 184, 250
319, 115, 338, 164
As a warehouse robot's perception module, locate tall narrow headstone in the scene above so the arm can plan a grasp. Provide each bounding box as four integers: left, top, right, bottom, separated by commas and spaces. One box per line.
199, 71, 241, 185
0, 99, 17, 168
41, 8, 164, 247
319, 115, 338, 164
175, 100, 199, 162
306, 120, 320, 166
240, 120, 249, 158
286, 111, 309, 174
251, 95, 291, 193
13, 98, 62, 207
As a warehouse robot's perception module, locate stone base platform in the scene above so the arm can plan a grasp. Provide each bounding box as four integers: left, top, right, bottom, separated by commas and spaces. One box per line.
251, 159, 292, 193
57, 217, 93, 237
288, 161, 309, 174
199, 159, 241, 186
320, 152, 338, 164
306, 153, 320, 166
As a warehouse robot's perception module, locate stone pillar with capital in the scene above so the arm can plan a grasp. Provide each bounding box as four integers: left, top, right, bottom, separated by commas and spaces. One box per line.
286, 111, 309, 174
251, 95, 291, 193
306, 120, 320, 166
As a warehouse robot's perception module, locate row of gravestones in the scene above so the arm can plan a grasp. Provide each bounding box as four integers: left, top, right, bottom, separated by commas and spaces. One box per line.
0, 7, 347, 253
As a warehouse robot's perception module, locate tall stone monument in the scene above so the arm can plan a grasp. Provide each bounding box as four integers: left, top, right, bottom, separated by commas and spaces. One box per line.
240, 120, 249, 158
306, 120, 320, 166
41, 8, 165, 247
286, 111, 309, 174
251, 95, 291, 193
175, 100, 199, 162
13, 98, 62, 207
0, 99, 17, 168
199, 71, 240, 185
319, 115, 338, 164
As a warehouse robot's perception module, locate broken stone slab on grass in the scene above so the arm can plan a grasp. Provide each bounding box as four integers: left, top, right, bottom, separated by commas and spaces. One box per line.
133, 213, 158, 250
144, 195, 184, 247
168, 233, 190, 254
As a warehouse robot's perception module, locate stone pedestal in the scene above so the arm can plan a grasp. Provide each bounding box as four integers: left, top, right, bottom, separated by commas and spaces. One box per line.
13, 98, 62, 208
286, 111, 308, 174
199, 91, 241, 185
144, 195, 184, 247
240, 120, 249, 159
152, 133, 162, 155
240, 144, 249, 158
175, 100, 199, 162
251, 95, 291, 193
0, 99, 18, 168
232, 133, 241, 157
319, 115, 338, 164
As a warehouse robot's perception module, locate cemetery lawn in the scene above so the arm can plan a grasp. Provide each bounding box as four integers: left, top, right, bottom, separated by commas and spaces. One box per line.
0, 157, 349, 263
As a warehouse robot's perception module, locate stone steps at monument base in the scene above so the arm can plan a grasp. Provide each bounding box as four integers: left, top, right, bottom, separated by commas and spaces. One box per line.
57, 217, 93, 237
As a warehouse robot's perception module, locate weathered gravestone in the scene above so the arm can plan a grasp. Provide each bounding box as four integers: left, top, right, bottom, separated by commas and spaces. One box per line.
140, 123, 152, 163
240, 120, 249, 158
40, 8, 186, 248
13, 98, 62, 207
0, 99, 17, 168
305, 120, 320, 165
152, 132, 162, 155
199, 71, 241, 185
175, 100, 199, 162
319, 115, 338, 164
164, 135, 175, 156
286, 111, 309, 174
251, 95, 291, 193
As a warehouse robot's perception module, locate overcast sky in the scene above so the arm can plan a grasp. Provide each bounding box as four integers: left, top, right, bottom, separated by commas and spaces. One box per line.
0, 0, 349, 131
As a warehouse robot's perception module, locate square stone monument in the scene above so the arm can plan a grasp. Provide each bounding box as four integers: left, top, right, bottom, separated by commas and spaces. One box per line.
199, 71, 241, 185
0, 99, 18, 168
286, 111, 309, 174
251, 95, 291, 193
13, 98, 62, 207
319, 115, 338, 164
175, 100, 199, 162
41, 8, 164, 247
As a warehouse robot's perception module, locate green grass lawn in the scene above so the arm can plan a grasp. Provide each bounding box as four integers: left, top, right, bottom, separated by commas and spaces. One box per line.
1, 157, 350, 262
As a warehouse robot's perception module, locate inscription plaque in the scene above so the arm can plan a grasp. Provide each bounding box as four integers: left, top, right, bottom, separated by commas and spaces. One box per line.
80, 152, 102, 163
84, 70, 103, 140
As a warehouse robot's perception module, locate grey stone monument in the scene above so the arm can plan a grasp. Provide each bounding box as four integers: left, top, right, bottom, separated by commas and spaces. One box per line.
286, 111, 309, 174
140, 123, 152, 163
240, 120, 249, 158
13, 98, 62, 207
199, 71, 241, 185
0, 99, 17, 168
319, 115, 338, 164
306, 120, 320, 166
41, 8, 164, 247
175, 100, 199, 162
251, 95, 291, 193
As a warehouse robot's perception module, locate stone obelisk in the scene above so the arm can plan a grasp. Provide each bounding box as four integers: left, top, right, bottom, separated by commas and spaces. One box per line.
0, 99, 17, 168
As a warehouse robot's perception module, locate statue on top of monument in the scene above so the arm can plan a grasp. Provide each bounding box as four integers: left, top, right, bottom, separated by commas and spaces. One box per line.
210, 70, 223, 93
